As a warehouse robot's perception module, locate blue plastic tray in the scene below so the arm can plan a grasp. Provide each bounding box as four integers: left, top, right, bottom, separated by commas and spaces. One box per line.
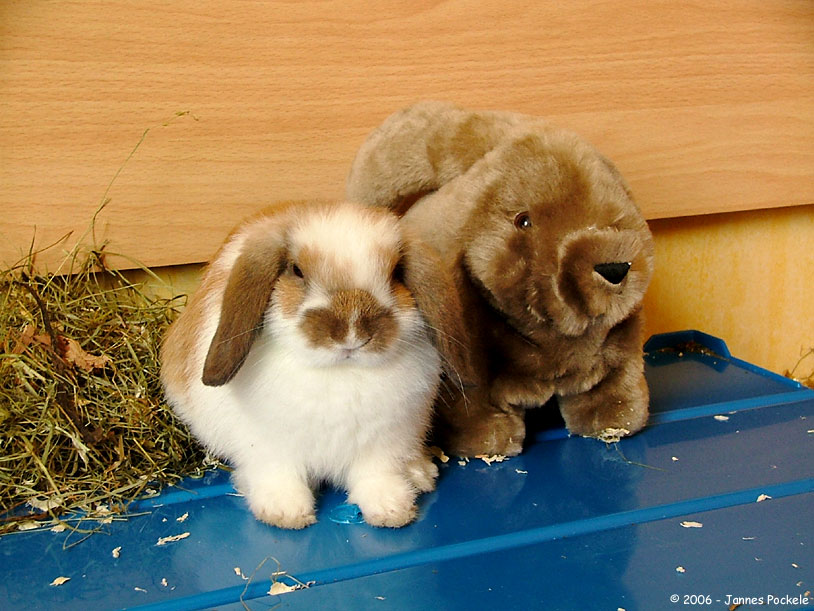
2, 331, 813, 611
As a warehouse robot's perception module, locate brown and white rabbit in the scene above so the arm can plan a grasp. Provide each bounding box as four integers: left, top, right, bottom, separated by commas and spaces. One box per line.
160, 200, 471, 529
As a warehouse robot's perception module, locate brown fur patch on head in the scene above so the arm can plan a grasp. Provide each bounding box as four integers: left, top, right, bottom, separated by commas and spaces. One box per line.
292, 244, 354, 294
274, 274, 307, 318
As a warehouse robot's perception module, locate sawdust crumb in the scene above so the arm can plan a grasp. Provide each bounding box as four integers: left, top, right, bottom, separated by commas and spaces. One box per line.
268, 579, 314, 596
429, 446, 449, 463
714, 415, 730, 422
156, 532, 190, 546
50, 576, 70, 587
680, 521, 703, 528
596, 428, 630, 443
756, 494, 772, 503
474, 454, 508, 465
17, 521, 41, 531
676, 566, 686, 573
112, 546, 122, 559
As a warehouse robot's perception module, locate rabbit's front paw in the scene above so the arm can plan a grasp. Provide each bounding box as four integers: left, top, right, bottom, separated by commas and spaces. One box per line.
237, 470, 316, 529
405, 454, 438, 493
251, 499, 317, 530
349, 475, 418, 528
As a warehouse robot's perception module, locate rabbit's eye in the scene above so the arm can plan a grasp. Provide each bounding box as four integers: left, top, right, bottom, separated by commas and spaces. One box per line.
514, 212, 532, 229
291, 263, 304, 278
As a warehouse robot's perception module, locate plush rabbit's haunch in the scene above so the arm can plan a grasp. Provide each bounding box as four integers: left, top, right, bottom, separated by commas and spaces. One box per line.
161, 201, 472, 528
347, 101, 655, 457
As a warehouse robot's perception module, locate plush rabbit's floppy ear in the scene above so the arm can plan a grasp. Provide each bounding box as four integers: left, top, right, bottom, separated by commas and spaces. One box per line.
202, 232, 288, 387
400, 236, 476, 388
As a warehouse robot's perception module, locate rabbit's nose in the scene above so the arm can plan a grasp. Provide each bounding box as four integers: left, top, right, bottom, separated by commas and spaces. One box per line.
594, 262, 631, 284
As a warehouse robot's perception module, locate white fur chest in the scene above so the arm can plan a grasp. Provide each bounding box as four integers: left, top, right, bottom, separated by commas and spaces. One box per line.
196, 328, 440, 480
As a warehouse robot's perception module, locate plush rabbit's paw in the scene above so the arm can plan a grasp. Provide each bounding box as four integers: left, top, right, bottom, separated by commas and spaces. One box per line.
349, 476, 418, 528
443, 407, 526, 458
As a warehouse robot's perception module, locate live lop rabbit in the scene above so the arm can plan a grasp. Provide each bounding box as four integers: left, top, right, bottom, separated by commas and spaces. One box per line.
161, 200, 471, 528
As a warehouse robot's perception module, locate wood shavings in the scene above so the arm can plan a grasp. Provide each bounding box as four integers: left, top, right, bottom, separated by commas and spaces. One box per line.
680, 521, 703, 528
161, 578, 169, 587
269, 582, 298, 595
112, 546, 122, 559
49, 576, 70, 587
134, 587, 147, 593
176, 512, 189, 522
714, 415, 730, 421
27, 495, 64, 512
429, 446, 449, 463
515, 468, 528, 474
17, 521, 41, 531
756, 494, 772, 503
156, 532, 190, 546
671, 456, 679, 461
267, 579, 314, 596
474, 454, 507, 465
675, 566, 686, 573
93, 504, 114, 524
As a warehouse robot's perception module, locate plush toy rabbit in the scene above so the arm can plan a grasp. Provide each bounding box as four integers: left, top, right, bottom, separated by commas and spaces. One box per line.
347, 101, 655, 457
161, 201, 471, 529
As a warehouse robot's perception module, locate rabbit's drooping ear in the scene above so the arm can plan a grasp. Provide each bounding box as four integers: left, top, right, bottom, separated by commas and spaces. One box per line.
202, 234, 287, 387
400, 237, 476, 387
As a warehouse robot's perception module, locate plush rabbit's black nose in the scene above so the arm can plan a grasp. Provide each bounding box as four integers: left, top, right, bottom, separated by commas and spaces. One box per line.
594, 262, 631, 284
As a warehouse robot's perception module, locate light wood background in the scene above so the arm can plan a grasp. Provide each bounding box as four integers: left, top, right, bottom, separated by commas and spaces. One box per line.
2, 0, 813, 271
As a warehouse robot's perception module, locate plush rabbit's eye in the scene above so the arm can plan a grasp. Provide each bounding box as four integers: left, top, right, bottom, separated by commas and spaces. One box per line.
514, 212, 532, 229
291, 263, 304, 278
391, 260, 406, 285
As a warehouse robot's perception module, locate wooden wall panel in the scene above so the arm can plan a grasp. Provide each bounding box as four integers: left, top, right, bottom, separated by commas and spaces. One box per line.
1, 1, 812, 270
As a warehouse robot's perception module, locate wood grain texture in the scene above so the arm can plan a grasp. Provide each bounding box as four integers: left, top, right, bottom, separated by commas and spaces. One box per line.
2, 0, 813, 270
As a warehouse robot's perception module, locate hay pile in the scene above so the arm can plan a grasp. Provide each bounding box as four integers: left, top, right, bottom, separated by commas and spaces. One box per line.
0, 249, 207, 534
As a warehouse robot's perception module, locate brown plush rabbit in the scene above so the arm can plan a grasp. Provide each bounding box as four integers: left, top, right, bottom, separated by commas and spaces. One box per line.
347, 101, 655, 457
